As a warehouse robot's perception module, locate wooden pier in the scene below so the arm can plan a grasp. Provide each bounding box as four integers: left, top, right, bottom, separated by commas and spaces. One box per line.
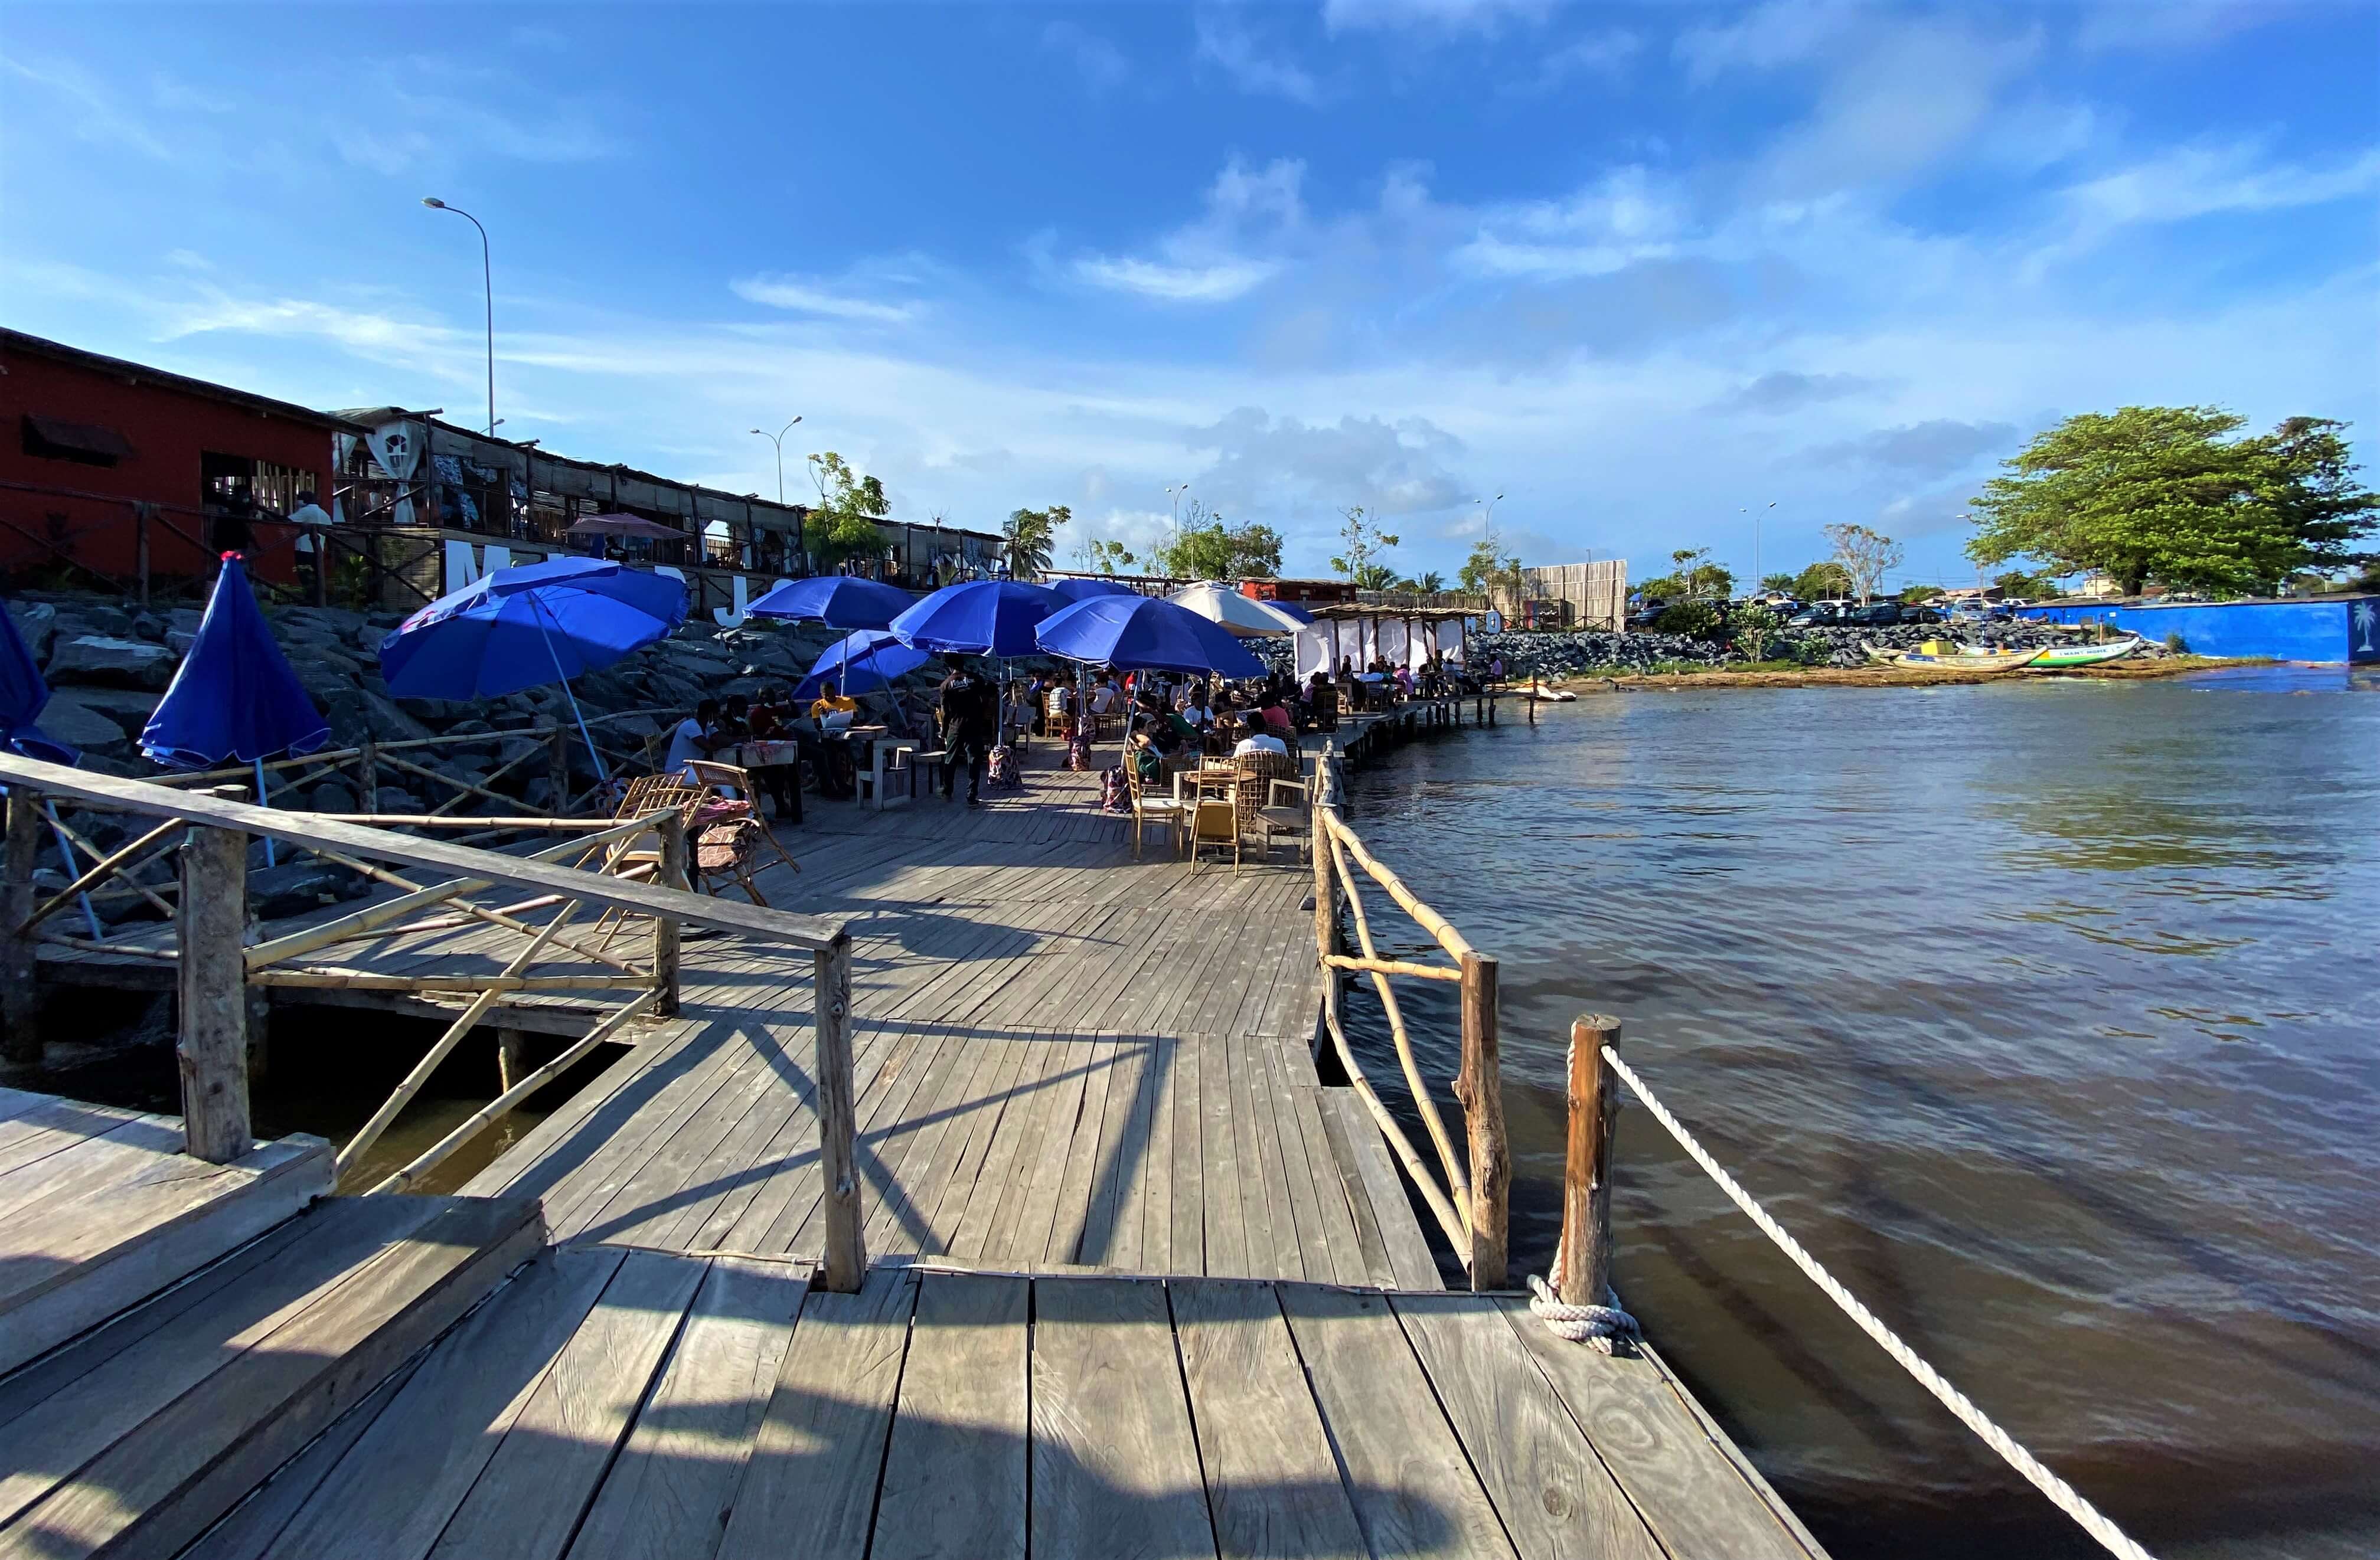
0, 701, 1828, 1560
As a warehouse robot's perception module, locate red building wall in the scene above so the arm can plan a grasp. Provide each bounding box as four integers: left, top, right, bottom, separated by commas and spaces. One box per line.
0, 336, 343, 591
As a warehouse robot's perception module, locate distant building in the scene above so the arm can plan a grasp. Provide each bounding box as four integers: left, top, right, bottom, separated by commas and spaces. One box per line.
1242, 577, 1357, 607
0, 328, 366, 594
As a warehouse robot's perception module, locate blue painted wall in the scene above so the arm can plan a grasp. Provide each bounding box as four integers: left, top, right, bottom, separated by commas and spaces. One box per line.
2016, 596, 2380, 663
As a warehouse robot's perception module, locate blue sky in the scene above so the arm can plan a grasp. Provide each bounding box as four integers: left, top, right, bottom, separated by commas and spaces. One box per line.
5, 1, 2375, 589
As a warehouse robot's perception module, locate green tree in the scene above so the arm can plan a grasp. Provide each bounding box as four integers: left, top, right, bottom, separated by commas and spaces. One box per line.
1072, 535, 1138, 575
805, 452, 889, 567
1150, 502, 1284, 581
1966, 407, 2379, 596
1824, 524, 1902, 604
1991, 568, 2062, 598
1898, 584, 1940, 605
1003, 504, 1070, 578
1640, 548, 1733, 601
1791, 560, 1854, 600
1330, 506, 1400, 590
1457, 533, 1521, 597
1413, 570, 1446, 594
1758, 573, 1798, 594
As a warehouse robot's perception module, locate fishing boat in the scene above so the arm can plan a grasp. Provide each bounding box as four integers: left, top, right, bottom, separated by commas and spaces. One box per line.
1885, 644, 2044, 672
2029, 634, 2146, 669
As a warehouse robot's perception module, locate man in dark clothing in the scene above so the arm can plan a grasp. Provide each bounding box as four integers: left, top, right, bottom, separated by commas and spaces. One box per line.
937, 658, 998, 806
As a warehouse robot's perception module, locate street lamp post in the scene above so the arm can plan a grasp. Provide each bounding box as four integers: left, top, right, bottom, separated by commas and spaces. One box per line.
420, 199, 494, 436
750, 417, 804, 503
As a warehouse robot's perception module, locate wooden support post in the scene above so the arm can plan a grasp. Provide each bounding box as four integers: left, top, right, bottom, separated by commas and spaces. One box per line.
135, 503, 152, 611
813, 933, 865, 1291
1456, 950, 1509, 1290
652, 810, 685, 1018
177, 825, 252, 1163
356, 741, 380, 810
2, 789, 43, 1067
1561, 1014, 1622, 1307
497, 1026, 526, 1093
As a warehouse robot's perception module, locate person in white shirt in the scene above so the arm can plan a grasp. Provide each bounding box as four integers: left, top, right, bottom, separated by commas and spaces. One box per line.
288, 489, 332, 591
1232, 730, 1288, 758
665, 700, 721, 776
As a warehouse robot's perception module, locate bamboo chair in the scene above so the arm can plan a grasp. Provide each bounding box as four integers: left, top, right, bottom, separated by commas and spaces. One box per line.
1230, 749, 1302, 871
683, 759, 799, 877
1187, 793, 1239, 871
1254, 775, 1311, 864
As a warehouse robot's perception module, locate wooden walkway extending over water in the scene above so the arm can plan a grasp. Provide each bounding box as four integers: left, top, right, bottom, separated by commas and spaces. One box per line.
0, 711, 1829, 1559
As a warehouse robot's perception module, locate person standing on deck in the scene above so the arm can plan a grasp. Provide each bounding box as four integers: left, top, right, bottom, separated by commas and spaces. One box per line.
937, 658, 997, 807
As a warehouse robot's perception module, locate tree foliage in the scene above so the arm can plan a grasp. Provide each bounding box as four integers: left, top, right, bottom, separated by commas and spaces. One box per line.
1991, 568, 2062, 599
1824, 524, 1902, 604
1457, 527, 1522, 598
1331, 506, 1400, 590
1071, 536, 1138, 575
1150, 501, 1283, 581
1002, 504, 1070, 578
1790, 560, 1854, 600
1758, 573, 1798, 594
1638, 547, 1733, 602
1966, 407, 2379, 597
805, 452, 889, 567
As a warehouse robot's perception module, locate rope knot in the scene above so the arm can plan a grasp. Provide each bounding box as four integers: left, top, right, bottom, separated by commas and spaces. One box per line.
1527, 1239, 1640, 1353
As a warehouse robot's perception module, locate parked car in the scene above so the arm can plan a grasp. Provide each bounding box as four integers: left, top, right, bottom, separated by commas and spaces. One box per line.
1902, 605, 1945, 624
1787, 603, 1852, 627
1949, 599, 2013, 622
1625, 597, 1670, 630
1845, 601, 1906, 627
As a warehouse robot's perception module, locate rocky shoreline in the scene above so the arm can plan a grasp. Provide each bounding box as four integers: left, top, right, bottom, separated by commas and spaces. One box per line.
1467, 619, 2092, 679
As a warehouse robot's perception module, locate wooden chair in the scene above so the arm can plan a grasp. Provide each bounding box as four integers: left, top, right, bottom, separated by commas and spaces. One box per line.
683, 760, 799, 877
1124, 763, 1186, 859
1253, 775, 1311, 864
1187, 791, 1239, 871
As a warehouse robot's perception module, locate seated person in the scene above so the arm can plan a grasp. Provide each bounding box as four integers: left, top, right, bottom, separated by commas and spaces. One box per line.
810, 680, 859, 731
667, 699, 729, 779
1260, 697, 1294, 735
1088, 678, 1119, 716
1233, 725, 1289, 758
1127, 729, 1167, 784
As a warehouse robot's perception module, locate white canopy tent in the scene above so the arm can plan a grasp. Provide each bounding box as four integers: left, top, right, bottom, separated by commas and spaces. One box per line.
1291, 612, 1470, 679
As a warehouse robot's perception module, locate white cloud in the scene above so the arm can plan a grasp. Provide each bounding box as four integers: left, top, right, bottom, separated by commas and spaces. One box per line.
1322, 0, 1555, 33
730, 274, 924, 325
2025, 140, 2380, 274
1072, 256, 1282, 303
1749, 20, 2039, 198
1193, 11, 1326, 104
1043, 21, 1132, 93
2073, 1, 2278, 53
6, 56, 181, 162
1516, 29, 1643, 91
1674, 0, 1856, 82
1067, 156, 1308, 305
1454, 166, 1684, 279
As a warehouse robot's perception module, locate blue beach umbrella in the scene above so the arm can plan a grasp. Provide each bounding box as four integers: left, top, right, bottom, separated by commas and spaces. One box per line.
379, 556, 687, 783
1, 597, 100, 934
793, 630, 932, 702
1034, 593, 1266, 678
142, 557, 332, 866
889, 580, 1063, 658
745, 574, 915, 630
1050, 577, 1137, 603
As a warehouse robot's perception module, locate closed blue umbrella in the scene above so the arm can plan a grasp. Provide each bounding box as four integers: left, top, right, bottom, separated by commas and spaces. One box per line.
889, 580, 1062, 658
1050, 577, 1137, 603
1033, 593, 1265, 678
379, 556, 686, 783
1, 597, 97, 933
745, 575, 915, 630
793, 630, 932, 702
0, 599, 74, 766
143, 557, 332, 867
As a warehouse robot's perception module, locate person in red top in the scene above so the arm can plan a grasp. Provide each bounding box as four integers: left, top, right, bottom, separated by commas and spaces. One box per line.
1261, 696, 1293, 735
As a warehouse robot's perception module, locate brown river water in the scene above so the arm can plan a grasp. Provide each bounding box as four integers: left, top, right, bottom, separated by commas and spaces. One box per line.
1333, 665, 2379, 1560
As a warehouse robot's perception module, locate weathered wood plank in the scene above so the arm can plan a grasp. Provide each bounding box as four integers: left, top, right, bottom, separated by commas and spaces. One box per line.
1394, 1294, 1666, 1560
1275, 1283, 1517, 1559
1171, 1278, 1370, 1559
714, 1265, 917, 1560
870, 1273, 1029, 1560
1029, 1277, 1215, 1560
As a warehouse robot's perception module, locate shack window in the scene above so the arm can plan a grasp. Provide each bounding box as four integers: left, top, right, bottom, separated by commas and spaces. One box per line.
22, 414, 133, 467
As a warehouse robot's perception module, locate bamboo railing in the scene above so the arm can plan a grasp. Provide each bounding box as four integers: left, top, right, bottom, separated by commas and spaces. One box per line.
0, 752, 869, 1291
1308, 740, 1510, 1290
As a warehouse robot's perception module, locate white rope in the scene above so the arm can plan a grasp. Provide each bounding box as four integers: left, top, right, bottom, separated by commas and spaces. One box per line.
1526, 1237, 1640, 1353
1598, 1044, 2158, 1560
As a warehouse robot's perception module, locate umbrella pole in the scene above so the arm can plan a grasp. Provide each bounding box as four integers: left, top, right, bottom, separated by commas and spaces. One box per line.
254, 758, 275, 868
536, 607, 610, 786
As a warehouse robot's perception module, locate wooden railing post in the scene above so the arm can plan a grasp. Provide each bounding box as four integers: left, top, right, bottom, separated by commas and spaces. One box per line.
1456, 949, 1508, 1289
813, 932, 865, 1291
178, 824, 252, 1162
652, 810, 685, 1018
2, 789, 43, 1067
545, 721, 567, 812
357, 740, 379, 808
1560, 1014, 1622, 1307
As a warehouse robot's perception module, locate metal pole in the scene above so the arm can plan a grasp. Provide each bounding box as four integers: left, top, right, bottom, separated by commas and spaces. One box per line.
423, 200, 495, 435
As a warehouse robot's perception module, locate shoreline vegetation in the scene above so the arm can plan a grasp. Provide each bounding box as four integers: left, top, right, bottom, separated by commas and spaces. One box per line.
1522, 653, 2257, 692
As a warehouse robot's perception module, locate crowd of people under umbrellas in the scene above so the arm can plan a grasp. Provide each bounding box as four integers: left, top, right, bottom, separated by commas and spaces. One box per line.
661, 648, 1491, 816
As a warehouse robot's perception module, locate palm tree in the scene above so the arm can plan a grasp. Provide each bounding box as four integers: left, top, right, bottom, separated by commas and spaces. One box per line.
1003, 505, 1069, 579
1415, 570, 1445, 594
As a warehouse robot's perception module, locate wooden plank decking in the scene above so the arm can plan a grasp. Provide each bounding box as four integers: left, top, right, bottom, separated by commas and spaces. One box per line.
175, 1250, 1824, 1560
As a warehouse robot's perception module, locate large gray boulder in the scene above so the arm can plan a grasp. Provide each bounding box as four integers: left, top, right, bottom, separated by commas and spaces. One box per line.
7, 602, 57, 664
31, 696, 132, 758
49, 635, 176, 690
